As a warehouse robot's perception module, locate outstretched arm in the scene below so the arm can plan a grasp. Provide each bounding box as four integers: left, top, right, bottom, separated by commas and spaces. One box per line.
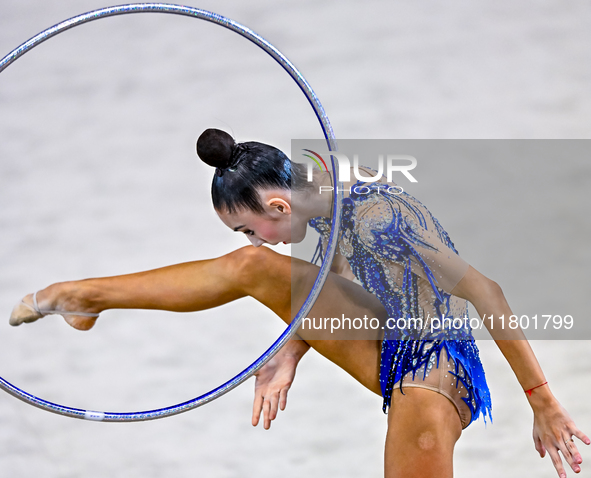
452, 266, 590, 478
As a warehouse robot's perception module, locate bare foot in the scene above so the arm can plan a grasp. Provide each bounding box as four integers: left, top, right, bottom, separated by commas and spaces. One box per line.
10, 284, 100, 331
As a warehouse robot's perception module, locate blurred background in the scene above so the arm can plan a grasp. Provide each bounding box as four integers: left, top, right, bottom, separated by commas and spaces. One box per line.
0, 1, 589, 476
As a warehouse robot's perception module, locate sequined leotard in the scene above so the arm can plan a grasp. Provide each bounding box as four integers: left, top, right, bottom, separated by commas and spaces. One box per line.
309, 177, 492, 428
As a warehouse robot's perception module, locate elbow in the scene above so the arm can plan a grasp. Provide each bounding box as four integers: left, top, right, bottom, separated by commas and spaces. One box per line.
452, 266, 506, 307
488, 280, 509, 310
484, 278, 504, 301
473, 276, 509, 313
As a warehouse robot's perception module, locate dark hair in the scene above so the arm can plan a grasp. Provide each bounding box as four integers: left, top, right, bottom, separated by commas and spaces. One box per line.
196, 128, 310, 214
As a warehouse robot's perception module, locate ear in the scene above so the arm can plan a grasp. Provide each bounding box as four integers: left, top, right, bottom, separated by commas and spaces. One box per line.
266, 197, 292, 215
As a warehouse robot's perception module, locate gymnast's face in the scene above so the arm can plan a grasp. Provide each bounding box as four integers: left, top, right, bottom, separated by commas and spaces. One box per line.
216, 188, 307, 247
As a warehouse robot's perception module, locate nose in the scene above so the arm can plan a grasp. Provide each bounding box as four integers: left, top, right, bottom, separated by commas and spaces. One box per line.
248, 236, 265, 247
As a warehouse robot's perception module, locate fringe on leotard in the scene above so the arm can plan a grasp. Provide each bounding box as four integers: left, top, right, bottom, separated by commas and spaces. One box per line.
379, 339, 492, 424
308, 178, 493, 427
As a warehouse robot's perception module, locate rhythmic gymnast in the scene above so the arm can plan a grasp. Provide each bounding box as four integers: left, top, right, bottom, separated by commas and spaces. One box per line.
9, 129, 588, 478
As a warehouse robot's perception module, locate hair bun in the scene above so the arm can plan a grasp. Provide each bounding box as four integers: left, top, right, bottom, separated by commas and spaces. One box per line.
196, 129, 236, 169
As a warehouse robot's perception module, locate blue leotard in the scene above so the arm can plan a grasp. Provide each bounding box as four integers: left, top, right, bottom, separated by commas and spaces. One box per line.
309, 178, 492, 426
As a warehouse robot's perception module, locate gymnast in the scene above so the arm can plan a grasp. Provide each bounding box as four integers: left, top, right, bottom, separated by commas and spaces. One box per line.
9, 129, 588, 478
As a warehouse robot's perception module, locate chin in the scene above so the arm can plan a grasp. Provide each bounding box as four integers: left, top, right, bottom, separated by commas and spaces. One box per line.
290, 232, 307, 244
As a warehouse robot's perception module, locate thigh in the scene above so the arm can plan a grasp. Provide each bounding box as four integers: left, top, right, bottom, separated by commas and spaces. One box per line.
395, 346, 473, 429
290, 256, 387, 396
385, 387, 462, 478
241, 246, 386, 396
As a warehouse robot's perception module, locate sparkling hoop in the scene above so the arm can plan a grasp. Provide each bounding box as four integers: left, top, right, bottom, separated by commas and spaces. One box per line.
0, 3, 342, 422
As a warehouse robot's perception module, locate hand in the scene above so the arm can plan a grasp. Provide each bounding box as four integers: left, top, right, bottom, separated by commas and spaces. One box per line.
251, 340, 308, 430
530, 391, 590, 477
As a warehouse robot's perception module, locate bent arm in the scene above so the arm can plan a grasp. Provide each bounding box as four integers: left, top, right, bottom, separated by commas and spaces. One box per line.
450, 265, 545, 392
451, 266, 589, 477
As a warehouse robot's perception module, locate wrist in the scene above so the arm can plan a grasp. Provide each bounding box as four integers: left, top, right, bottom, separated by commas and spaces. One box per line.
282, 338, 310, 361
525, 382, 557, 411
524, 381, 548, 397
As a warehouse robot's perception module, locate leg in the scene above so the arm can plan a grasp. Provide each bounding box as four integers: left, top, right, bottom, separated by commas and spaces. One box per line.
12, 246, 256, 330
385, 388, 462, 478
12, 246, 385, 396
288, 253, 385, 395
13, 245, 464, 474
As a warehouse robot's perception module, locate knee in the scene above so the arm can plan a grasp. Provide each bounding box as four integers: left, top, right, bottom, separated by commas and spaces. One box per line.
416, 430, 437, 450
386, 417, 458, 477
387, 389, 462, 448
393, 420, 457, 454
226, 245, 284, 287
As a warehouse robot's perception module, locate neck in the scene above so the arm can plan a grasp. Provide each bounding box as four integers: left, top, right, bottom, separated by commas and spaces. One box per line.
293, 170, 333, 221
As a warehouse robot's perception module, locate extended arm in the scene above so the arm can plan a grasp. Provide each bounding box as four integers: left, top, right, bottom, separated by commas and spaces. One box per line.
452, 266, 589, 478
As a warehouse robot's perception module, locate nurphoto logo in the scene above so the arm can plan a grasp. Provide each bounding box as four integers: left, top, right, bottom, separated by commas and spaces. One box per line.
301, 149, 418, 195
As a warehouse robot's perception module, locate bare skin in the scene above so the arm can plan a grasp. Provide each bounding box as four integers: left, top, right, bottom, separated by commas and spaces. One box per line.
452, 266, 589, 477
13, 244, 588, 477
12, 245, 466, 477
10, 167, 589, 477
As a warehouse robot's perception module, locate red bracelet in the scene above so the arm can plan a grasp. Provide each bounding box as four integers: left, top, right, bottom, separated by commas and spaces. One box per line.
524, 381, 548, 396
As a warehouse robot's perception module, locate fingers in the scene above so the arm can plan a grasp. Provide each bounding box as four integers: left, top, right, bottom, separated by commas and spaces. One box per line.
252, 387, 287, 430
261, 393, 272, 429
547, 445, 567, 478
263, 390, 281, 430
544, 433, 587, 478
269, 390, 280, 421
534, 436, 546, 458
279, 387, 289, 411
558, 437, 581, 475
572, 427, 591, 447
561, 424, 591, 474
563, 438, 582, 473
251, 390, 264, 427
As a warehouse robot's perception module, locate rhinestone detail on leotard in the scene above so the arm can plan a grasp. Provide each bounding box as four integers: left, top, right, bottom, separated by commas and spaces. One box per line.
308, 178, 492, 426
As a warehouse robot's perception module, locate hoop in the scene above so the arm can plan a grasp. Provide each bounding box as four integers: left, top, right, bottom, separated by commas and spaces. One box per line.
0, 3, 342, 422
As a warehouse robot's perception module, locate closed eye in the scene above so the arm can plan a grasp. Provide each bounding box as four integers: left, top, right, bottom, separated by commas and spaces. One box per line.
232, 224, 254, 236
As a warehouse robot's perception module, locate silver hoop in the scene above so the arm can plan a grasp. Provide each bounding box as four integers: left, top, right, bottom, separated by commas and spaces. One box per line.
0, 3, 341, 422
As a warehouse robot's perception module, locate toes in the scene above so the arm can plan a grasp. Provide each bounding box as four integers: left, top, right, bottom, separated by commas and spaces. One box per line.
64, 315, 98, 331
9, 297, 43, 326
10, 292, 99, 330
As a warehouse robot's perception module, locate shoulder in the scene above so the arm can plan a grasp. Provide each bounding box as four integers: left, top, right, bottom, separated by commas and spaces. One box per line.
339, 165, 392, 195
308, 216, 331, 236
